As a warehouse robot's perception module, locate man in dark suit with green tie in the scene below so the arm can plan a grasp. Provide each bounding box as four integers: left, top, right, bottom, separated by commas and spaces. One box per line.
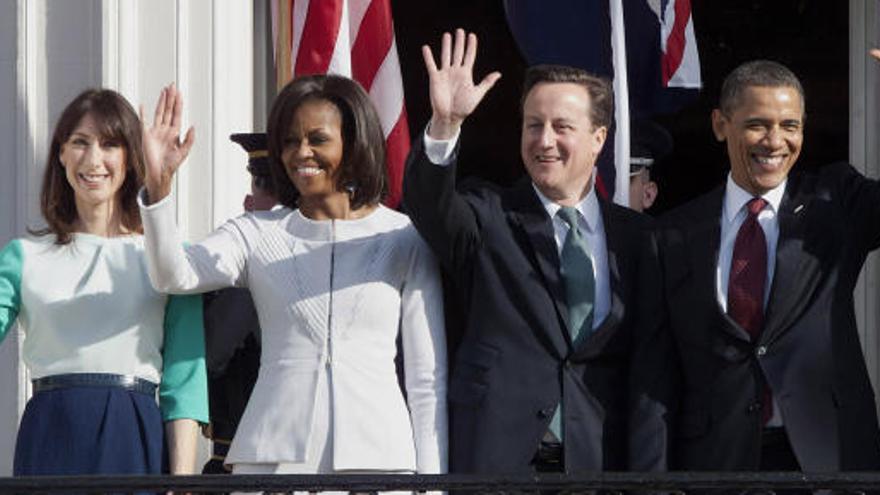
404, 29, 672, 474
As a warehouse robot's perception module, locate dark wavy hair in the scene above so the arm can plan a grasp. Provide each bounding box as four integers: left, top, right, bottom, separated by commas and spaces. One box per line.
266, 74, 387, 210
32, 89, 145, 244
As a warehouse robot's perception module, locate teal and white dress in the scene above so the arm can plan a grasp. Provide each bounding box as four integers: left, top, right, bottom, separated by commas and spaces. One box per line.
0, 233, 208, 475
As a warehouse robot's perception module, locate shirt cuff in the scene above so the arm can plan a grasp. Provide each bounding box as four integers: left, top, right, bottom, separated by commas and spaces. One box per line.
423, 126, 460, 166
137, 186, 174, 211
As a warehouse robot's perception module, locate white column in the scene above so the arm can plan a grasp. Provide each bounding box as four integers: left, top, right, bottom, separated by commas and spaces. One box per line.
0, 0, 256, 474
0, 0, 106, 474
102, 0, 254, 239
850, 0, 880, 402
0, 0, 23, 476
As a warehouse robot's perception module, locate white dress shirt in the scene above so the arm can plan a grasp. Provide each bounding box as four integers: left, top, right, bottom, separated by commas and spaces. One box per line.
423, 130, 611, 329
716, 173, 786, 426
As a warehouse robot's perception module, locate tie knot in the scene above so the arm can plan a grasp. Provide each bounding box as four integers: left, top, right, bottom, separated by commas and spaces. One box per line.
557, 206, 580, 229
747, 197, 767, 216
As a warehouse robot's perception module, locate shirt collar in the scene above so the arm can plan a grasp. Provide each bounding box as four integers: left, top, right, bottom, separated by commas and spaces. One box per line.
532, 182, 601, 234
723, 173, 786, 224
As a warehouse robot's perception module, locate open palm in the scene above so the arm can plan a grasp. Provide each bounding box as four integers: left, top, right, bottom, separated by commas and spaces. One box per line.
142, 84, 195, 203
422, 29, 501, 139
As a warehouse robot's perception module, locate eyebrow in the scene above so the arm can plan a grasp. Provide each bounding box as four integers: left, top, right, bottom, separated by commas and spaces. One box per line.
743, 117, 802, 125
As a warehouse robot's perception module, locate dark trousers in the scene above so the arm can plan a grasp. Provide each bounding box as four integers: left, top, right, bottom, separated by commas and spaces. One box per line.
760, 427, 805, 495
760, 427, 800, 471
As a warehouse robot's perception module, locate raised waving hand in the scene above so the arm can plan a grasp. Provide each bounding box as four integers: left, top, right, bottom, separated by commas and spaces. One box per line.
421, 29, 501, 139
142, 83, 195, 204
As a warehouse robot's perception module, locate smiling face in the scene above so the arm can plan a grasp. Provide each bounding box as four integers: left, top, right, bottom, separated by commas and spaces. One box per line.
712, 85, 804, 196
521, 82, 607, 206
280, 98, 345, 201
59, 113, 128, 211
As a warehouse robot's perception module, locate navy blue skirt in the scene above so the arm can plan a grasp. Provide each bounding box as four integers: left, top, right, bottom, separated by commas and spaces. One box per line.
13, 385, 166, 476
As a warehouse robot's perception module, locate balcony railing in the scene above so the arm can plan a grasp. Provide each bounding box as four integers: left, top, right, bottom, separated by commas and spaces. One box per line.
1, 472, 880, 493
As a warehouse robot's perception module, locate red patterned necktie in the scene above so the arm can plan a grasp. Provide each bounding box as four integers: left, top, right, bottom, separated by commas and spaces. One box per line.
727, 197, 773, 423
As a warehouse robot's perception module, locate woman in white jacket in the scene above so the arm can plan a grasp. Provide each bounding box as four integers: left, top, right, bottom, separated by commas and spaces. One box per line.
138, 78, 447, 479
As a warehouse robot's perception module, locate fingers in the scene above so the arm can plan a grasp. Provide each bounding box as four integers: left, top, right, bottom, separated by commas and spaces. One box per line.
871, 48, 880, 61
421, 44, 438, 75
180, 127, 196, 157
153, 87, 167, 127
440, 31, 452, 69
163, 83, 176, 126
171, 85, 184, 130
463, 32, 478, 68
452, 28, 466, 66
476, 71, 502, 94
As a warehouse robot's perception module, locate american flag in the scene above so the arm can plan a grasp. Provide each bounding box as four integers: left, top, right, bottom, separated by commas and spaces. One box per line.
504, 0, 701, 205
271, 0, 410, 208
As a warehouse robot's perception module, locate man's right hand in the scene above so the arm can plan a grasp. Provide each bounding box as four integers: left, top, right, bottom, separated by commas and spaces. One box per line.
421, 29, 501, 140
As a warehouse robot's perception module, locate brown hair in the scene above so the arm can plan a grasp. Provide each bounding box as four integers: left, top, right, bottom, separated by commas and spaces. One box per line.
522, 64, 614, 130
32, 89, 145, 244
266, 74, 386, 210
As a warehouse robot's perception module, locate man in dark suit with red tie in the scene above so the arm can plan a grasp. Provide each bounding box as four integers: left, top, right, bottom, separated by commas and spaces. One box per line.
660, 59, 880, 471
404, 29, 672, 475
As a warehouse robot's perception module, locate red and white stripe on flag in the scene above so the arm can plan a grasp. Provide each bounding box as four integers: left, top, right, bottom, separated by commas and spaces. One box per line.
658, 0, 701, 89
271, 0, 410, 208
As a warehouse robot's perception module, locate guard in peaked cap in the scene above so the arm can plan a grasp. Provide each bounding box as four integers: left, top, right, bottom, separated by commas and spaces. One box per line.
628, 119, 673, 213
201, 133, 275, 477
231, 133, 270, 178
230, 132, 285, 211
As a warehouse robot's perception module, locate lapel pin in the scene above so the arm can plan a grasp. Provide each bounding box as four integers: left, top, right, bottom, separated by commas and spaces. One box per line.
793, 204, 804, 214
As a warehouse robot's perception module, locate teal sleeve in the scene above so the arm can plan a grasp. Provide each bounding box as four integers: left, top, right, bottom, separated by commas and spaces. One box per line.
0, 240, 23, 343
160, 293, 209, 423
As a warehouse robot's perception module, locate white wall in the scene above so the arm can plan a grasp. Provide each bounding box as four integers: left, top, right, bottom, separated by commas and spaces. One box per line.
851, 0, 880, 402
1, 0, 880, 478
0, 0, 255, 474
0, 0, 25, 476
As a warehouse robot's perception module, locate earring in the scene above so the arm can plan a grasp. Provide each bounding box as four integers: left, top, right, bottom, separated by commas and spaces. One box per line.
344, 183, 357, 198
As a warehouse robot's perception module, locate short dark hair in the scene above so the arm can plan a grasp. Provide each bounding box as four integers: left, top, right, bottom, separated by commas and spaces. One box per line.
521, 64, 614, 130
251, 174, 275, 195
719, 60, 805, 116
33, 89, 145, 244
266, 74, 387, 210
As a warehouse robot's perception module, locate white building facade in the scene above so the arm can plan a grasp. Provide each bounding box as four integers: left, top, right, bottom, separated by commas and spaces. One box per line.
0, 0, 879, 474
0, 0, 270, 472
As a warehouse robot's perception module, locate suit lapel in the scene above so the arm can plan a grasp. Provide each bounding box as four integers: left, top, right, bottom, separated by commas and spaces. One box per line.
762, 179, 826, 344
508, 181, 572, 354
577, 200, 625, 352
689, 187, 752, 342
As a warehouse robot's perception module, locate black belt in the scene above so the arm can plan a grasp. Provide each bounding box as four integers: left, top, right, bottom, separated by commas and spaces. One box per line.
32, 373, 158, 396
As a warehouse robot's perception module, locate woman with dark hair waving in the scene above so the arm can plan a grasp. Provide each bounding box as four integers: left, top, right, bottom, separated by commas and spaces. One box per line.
139, 78, 447, 479
0, 89, 208, 476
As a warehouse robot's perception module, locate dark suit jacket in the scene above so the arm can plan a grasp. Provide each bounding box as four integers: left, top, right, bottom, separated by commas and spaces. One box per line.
660, 162, 880, 471
403, 138, 672, 474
